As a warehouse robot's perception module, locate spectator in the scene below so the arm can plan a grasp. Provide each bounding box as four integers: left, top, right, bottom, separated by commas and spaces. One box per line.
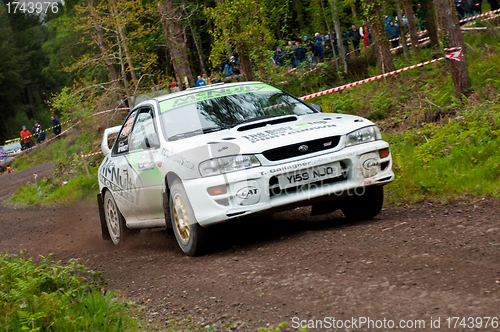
195, 75, 206, 87
475, 0, 482, 14
294, 41, 306, 67
463, 0, 475, 17
416, 4, 424, 31
456, 0, 465, 19
122, 94, 129, 108
488, 0, 499, 10
388, 21, 400, 48
349, 24, 361, 53
32, 121, 45, 143
324, 35, 334, 59
359, 21, 370, 50
329, 31, 338, 56
20, 126, 32, 150
307, 39, 316, 65
273, 46, 285, 67
342, 30, 350, 53
384, 15, 393, 34
223, 64, 233, 76
228, 56, 240, 74
51, 116, 61, 138
202, 73, 211, 85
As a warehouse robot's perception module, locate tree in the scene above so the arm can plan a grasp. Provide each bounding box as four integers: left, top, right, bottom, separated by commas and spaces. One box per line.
329, 0, 347, 74
158, 0, 195, 89
394, 0, 409, 57
402, 0, 420, 53
205, 0, 274, 82
421, 0, 439, 48
432, 0, 471, 99
362, 0, 395, 74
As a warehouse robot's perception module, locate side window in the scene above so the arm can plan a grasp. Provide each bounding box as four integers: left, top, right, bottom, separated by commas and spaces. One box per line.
128, 109, 159, 152
114, 111, 137, 154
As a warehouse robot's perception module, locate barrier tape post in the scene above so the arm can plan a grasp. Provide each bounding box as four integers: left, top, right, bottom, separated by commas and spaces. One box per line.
82, 156, 91, 179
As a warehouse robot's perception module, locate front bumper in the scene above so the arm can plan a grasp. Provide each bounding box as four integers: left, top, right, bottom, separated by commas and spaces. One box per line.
183, 140, 394, 226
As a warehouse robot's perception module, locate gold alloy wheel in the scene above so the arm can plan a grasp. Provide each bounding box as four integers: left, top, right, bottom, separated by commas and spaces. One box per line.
173, 193, 190, 244
106, 197, 120, 240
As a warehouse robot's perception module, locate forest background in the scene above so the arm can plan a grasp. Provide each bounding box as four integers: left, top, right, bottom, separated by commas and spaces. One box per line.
0, 0, 475, 143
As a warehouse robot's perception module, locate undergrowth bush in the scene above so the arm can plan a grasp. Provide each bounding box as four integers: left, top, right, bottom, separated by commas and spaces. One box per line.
0, 251, 139, 331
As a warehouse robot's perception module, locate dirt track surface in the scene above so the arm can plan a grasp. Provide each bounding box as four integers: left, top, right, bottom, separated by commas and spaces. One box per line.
1, 164, 500, 331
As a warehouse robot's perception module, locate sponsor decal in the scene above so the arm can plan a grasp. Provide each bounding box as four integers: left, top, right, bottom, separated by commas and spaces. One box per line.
236, 186, 259, 200
242, 122, 336, 143
234, 185, 261, 206
160, 147, 196, 170
99, 158, 140, 205
138, 152, 155, 171
218, 146, 228, 153
363, 158, 379, 170
160, 84, 276, 111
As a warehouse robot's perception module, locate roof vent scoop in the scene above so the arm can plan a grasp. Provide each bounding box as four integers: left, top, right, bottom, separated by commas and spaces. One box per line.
237, 115, 297, 132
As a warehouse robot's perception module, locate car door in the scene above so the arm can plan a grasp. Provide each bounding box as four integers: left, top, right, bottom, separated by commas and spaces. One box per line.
126, 107, 164, 220
109, 110, 141, 219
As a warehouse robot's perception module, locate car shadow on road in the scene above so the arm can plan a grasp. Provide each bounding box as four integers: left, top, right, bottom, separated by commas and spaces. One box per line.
201, 206, 383, 255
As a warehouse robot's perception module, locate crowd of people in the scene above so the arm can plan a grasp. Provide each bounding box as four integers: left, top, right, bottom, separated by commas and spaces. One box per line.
17, 116, 62, 151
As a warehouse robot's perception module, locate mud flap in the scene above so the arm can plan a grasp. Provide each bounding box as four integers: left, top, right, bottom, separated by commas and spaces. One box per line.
97, 193, 111, 240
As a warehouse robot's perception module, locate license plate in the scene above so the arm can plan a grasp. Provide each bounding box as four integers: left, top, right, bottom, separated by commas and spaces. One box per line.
278, 162, 341, 189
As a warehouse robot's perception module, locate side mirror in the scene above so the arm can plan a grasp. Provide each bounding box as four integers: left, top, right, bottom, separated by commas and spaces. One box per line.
142, 133, 160, 149
308, 103, 323, 113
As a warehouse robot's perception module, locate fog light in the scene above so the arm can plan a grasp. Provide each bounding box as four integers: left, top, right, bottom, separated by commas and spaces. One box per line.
379, 148, 389, 159
207, 185, 227, 196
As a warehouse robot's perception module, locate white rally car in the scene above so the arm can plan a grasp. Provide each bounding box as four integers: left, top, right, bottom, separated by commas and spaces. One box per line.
97, 82, 394, 255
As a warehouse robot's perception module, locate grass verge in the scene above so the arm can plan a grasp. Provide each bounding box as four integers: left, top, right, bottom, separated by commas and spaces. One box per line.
0, 251, 141, 331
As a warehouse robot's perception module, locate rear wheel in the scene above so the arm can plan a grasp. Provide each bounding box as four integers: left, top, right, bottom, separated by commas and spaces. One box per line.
104, 190, 130, 244
341, 186, 384, 220
170, 180, 208, 256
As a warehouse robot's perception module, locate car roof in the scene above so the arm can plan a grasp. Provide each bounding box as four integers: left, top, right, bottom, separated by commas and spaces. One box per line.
152, 81, 266, 103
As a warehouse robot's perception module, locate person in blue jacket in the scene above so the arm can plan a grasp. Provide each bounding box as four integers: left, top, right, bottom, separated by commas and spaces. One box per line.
51, 115, 61, 138
387, 21, 400, 48
195, 75, 206, 87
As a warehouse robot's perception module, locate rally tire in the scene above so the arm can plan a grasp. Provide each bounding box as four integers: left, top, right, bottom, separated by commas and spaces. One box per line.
169, 180, 208, 256
104, 190, 129, 245
341, 186, 384, 220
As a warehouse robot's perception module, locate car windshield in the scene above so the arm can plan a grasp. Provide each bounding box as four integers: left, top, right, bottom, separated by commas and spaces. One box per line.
158, 83, 315, 141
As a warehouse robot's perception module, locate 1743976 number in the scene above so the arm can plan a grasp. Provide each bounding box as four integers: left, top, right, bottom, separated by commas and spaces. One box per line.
5, 2, 58, 14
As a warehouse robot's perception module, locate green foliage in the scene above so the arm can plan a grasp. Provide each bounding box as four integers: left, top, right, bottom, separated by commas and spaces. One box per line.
205, 0, 275, 68
0, 251, 139, 331
387, 101, 500, 203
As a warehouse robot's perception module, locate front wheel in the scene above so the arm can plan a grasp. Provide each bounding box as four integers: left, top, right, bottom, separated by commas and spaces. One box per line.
341, 186, 384, 220
104, 190, 130, 244
170, 180, 208, 256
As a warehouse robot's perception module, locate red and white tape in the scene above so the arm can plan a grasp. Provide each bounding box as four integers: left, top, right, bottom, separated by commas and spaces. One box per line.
459, 8, 500, 23
389, 29, 428, 42
390, 36, 430, 52
81, 151, 103, 158
91, 107, 130, 117
298, 48, 461, 101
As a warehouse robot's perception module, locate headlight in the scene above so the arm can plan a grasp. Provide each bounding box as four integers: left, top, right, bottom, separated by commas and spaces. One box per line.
345, 126, 381, 147
199, 155, 261, 177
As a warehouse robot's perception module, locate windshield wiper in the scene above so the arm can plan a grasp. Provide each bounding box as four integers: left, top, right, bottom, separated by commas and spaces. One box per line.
202, 126, 228, 134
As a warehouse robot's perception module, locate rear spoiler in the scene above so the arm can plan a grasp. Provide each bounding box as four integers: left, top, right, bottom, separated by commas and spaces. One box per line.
101, 126, 122, 156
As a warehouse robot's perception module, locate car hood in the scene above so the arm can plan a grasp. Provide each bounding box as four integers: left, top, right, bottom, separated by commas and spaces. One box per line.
167, 113, 375, 161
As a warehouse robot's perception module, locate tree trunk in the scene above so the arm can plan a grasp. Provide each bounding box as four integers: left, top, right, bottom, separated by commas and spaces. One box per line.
188, 22, 207, 75
158, 0, 195, 88
87, 0, 118, 84
351, 4, 357, 16
320, 0, 332, 35
330, 0, 347, 74
432, 0, 472, 99
159, 2, 183, 90
394, 0, 409, 57
402, 0, 420, 53
293, 0, 305, 31
238, 48, 254, 81
109, 0, 138, 84
364, 0, 395, 74
421, 0, 440, 48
